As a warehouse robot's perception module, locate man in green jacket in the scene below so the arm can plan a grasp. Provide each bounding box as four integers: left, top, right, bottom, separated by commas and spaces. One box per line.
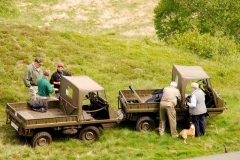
23, 57, 43, 100
37, 70, 54, 99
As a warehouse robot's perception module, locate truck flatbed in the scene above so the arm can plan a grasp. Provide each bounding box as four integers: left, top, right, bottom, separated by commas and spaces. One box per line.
17, 108, 66, 119
6, 101, 97, 130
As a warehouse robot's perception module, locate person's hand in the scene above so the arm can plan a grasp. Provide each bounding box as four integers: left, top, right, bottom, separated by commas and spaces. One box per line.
55, 82, 60, 85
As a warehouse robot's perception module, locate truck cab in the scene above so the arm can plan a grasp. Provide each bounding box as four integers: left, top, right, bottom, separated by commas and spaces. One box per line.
58, 76, 118, 122
172, 65, 227, 118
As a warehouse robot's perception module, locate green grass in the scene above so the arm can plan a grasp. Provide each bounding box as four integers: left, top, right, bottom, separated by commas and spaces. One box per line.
0, 0, 240, 159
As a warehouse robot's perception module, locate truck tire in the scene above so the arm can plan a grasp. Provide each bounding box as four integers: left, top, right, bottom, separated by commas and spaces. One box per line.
79, 126, 100, 142
136, 116, 155, 132
31, 131, 52, 147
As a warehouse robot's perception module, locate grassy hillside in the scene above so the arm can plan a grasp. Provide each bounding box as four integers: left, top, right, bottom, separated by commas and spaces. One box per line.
1, 0, 240, 159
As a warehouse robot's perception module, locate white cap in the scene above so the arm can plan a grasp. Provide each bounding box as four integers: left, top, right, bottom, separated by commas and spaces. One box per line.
191, 82, 199, 89
170, 81, 177, 87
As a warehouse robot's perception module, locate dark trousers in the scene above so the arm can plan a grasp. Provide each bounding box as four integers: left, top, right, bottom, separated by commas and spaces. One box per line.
192, 114, 206, 137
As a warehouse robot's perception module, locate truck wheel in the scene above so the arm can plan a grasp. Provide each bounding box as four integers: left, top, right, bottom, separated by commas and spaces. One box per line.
79, 126, 100, 142
31, 131, 52, 147
136, 116, 155, 132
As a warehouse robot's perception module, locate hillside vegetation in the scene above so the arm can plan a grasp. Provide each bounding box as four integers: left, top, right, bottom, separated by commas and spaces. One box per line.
154, 0, 240, 41
0, 0, 240, 160
154, 0, 240, 58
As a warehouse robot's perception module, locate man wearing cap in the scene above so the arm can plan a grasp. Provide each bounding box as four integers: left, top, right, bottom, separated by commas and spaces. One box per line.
23, 57, 43, 100
187, 82, 207, 137
159, 81, 181, 137
50, 62, 71, 99
37, 70, 54, 99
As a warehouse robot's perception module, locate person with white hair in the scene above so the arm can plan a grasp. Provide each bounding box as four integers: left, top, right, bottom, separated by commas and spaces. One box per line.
187, 82, 207, 137
159, 81, 181, 137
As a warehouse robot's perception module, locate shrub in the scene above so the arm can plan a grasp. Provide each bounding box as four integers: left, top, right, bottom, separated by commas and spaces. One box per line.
167, 28, 239, 58
154, 0, 240, 42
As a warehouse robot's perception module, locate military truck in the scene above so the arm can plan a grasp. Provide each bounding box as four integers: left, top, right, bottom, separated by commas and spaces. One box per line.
6, 76, 120, 147
118, 65, 227, 131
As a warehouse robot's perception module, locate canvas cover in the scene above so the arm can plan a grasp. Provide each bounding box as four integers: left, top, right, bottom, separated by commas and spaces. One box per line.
172, 65, 209, 80
59, 76, 105, 120
62, 76, 104, 92
172, 65, 210, 107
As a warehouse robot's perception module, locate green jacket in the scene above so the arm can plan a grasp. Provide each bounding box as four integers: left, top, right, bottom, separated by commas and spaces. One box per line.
37, 77, 54, 96
23, 63, 43, 87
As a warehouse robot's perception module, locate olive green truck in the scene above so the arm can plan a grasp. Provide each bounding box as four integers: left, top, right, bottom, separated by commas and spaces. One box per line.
6, 65, 227, 147
6, 76, 120, 147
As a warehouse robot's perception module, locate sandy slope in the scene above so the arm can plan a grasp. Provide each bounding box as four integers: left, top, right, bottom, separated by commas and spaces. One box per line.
18, 0, 159, 38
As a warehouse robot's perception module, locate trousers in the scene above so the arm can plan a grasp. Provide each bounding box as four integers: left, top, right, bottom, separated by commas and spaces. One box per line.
29, 86, 38, 100
192, 114, 206, 137
159, 101, 178, 136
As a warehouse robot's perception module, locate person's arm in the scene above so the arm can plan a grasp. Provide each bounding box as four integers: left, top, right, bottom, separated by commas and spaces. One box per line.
177, 90, 181, 101
23, 67, 31, 87
188, 94, 197, 108
50, 73, 60, 85
64, 71, 71, 76
50, 74, 54, 84
47, 83, 54, 94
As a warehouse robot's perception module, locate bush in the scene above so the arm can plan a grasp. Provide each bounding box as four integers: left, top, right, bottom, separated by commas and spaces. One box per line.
167, 28, 239, 58
154, 0, 240, 42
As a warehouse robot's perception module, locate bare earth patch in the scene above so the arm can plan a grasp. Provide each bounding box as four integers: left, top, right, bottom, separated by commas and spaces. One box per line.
18, 0, 159, 38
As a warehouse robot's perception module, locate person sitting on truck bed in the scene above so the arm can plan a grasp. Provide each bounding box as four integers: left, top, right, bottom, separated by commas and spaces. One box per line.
37, 70, 55, 100
159, 81, 181, 138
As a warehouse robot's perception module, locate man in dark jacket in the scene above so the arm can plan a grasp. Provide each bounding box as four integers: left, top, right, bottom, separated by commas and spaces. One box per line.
50, 62, 71, 99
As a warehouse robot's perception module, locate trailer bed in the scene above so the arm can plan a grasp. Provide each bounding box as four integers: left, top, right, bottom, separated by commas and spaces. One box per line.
118, 89, 160, 113
118, 88, 225, 119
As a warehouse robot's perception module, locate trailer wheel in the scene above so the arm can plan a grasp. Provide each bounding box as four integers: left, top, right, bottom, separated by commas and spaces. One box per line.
31, 131, 52, 147
136, 116, 155, 132
79, 126, 100, 142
